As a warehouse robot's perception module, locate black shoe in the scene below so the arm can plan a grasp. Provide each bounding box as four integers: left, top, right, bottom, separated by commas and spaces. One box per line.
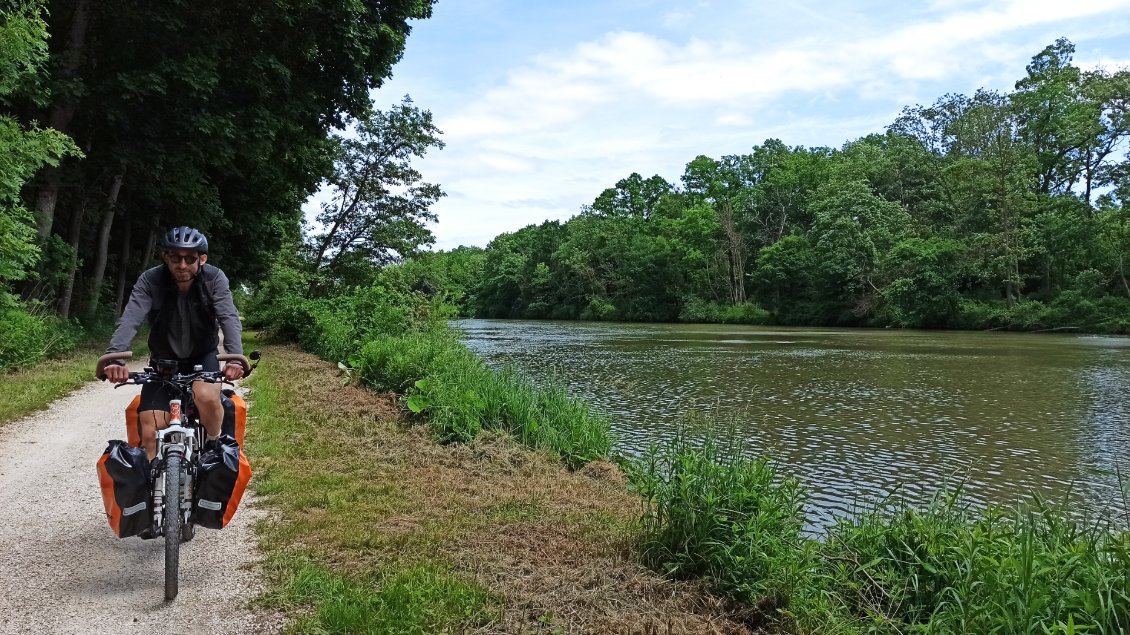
182, 522, 195, 542
137, 527, 157, 540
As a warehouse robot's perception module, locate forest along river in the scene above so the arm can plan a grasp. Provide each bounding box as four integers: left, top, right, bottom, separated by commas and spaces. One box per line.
456, 319, 1130, 529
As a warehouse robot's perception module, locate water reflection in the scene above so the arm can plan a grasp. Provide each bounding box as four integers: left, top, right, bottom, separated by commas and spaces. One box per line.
457, 320, 1130, 527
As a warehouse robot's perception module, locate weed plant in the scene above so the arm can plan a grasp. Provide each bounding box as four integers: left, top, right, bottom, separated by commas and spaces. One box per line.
352, 331, 613, 468
630, 429, 810, 617
631, 428, 1130, 634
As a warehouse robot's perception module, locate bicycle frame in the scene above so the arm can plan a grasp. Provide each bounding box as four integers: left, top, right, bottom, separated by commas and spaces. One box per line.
151, 395, 200, 536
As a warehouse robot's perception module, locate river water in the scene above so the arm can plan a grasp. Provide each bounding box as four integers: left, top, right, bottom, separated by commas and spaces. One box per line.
456, 319, 1130, 527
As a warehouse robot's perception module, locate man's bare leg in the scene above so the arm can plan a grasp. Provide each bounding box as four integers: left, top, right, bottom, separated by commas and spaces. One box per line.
138, 410, 170, 460
193, 379, 223, 439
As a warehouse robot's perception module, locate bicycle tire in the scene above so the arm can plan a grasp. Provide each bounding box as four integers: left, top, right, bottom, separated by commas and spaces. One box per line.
164, 452, 183, 601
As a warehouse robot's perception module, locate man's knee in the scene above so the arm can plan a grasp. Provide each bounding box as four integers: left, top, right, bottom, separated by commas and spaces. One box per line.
193, 381, 221, 406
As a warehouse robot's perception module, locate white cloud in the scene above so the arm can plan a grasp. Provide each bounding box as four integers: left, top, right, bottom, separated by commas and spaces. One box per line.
365, 0, 1130, 249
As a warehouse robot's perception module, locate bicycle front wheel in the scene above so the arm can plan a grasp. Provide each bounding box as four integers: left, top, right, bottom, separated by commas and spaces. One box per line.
164, 452, 184, 601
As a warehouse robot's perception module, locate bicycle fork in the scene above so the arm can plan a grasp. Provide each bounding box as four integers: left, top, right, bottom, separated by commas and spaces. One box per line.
152, 401, 195, 534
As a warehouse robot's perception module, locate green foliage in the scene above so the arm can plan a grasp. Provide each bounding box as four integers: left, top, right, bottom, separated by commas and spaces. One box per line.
277, 560, 497, 635
678, 298, 771, 324
243, 257, 315, 340
631, 430, 810, 614
0, 302, 82, 372
812, 496, 1130, 634
349, 332, 613, 467
0, 1, 79, 300
629, 432, 1130, 634
878, 237, 966, 328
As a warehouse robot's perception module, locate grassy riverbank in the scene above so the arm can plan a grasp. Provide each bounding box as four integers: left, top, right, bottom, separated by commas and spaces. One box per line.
245, 268, 1130, 633
636, 434, 1130, 633
244, 341, 761, 633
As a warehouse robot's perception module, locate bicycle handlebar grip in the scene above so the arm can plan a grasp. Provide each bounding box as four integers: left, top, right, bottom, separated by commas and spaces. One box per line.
95, 352, 133, 380
217, 353, 252, 372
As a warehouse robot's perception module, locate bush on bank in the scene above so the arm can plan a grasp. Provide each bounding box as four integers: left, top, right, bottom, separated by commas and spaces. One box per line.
246, 263, 612, 468
635, 433, 1130, 634
0, 300, 84, 372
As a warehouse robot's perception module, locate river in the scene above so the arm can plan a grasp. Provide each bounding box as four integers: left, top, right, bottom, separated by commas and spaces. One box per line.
456, 319, 1130, 527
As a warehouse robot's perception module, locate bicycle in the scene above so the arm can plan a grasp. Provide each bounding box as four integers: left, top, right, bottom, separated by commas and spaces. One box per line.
96, 350, 259, 600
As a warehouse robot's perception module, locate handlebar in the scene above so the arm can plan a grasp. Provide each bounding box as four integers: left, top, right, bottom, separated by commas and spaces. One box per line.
96, 351, 257, 381
95, 352, 133, 380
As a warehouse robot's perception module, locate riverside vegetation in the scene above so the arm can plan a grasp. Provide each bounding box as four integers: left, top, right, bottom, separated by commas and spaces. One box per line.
245, 264, 1130, 634
405, 39, 1130, 334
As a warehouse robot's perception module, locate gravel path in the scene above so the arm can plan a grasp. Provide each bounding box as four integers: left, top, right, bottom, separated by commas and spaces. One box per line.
0, 373, 280, 635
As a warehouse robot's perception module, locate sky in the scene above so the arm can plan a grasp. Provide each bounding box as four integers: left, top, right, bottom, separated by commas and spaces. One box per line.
314, 0, 1130, 251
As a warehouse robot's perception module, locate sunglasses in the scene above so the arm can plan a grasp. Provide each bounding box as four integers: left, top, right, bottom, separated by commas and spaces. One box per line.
165, 254, 200, 265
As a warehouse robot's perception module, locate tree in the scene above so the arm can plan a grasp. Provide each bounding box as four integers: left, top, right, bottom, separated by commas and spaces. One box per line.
308, 97, 444, 292
807, 178, 912, 322
0, 1, 78, 303
587, 173, 673, 220
15, 0, 437, 319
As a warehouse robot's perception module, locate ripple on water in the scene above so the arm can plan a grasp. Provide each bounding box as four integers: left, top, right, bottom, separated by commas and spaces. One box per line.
457, 320, 1130, 528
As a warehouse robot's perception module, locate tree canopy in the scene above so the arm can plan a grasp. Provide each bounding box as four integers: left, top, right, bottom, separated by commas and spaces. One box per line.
418, 39, 1130, 332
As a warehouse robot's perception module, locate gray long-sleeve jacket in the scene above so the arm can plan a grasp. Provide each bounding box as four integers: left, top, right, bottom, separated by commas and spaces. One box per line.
106, 264, 243, 357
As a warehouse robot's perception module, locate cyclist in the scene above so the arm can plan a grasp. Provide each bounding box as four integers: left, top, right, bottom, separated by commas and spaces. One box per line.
103, 226, 244, 460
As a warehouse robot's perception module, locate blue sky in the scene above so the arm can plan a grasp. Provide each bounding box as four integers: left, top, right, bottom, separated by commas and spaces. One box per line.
344, 0, 1130, 250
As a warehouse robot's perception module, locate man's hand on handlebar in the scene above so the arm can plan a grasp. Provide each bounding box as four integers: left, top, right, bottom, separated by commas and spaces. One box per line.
104, 363, 130, 384
223, 362, 245, 382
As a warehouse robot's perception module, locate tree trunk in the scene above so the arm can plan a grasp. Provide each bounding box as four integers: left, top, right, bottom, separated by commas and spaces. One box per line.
86, 173, 123, 320
32, 0, 91, 239
58, 196, 87, 318
718, 201, 746, 304
113, 221, 132, 317
142, 225, 158, 269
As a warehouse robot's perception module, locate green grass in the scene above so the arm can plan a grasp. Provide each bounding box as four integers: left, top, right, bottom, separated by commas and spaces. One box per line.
352, 331, 613, 468
629, 427, 1130, 634
261, 555, 497, 635
244, 337, 501, 634
0, 344, 100, 427
630, 429, 810, 616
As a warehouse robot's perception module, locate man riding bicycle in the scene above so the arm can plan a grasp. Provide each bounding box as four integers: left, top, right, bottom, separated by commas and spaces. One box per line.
103, 226, 244, 460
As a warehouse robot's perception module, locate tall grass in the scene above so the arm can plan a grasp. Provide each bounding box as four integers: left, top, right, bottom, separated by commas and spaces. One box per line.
631, 429, 1130, 634
814, 495, 1130, 634
353, 331, 612, 469
630, 430, 810, 616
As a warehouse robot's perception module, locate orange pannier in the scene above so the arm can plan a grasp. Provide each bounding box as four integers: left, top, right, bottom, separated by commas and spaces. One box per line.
125, 394, 142, 447
96, 440, 151, 537
124, 391, 246, 447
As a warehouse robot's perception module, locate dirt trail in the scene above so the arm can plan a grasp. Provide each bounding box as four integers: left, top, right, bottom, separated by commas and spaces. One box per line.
0, 370, 278, 635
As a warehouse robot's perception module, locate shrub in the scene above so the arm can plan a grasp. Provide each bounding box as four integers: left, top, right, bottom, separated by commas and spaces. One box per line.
679, 298, 771, 325
0, 302, 83, 372
631, 430, 809, 612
